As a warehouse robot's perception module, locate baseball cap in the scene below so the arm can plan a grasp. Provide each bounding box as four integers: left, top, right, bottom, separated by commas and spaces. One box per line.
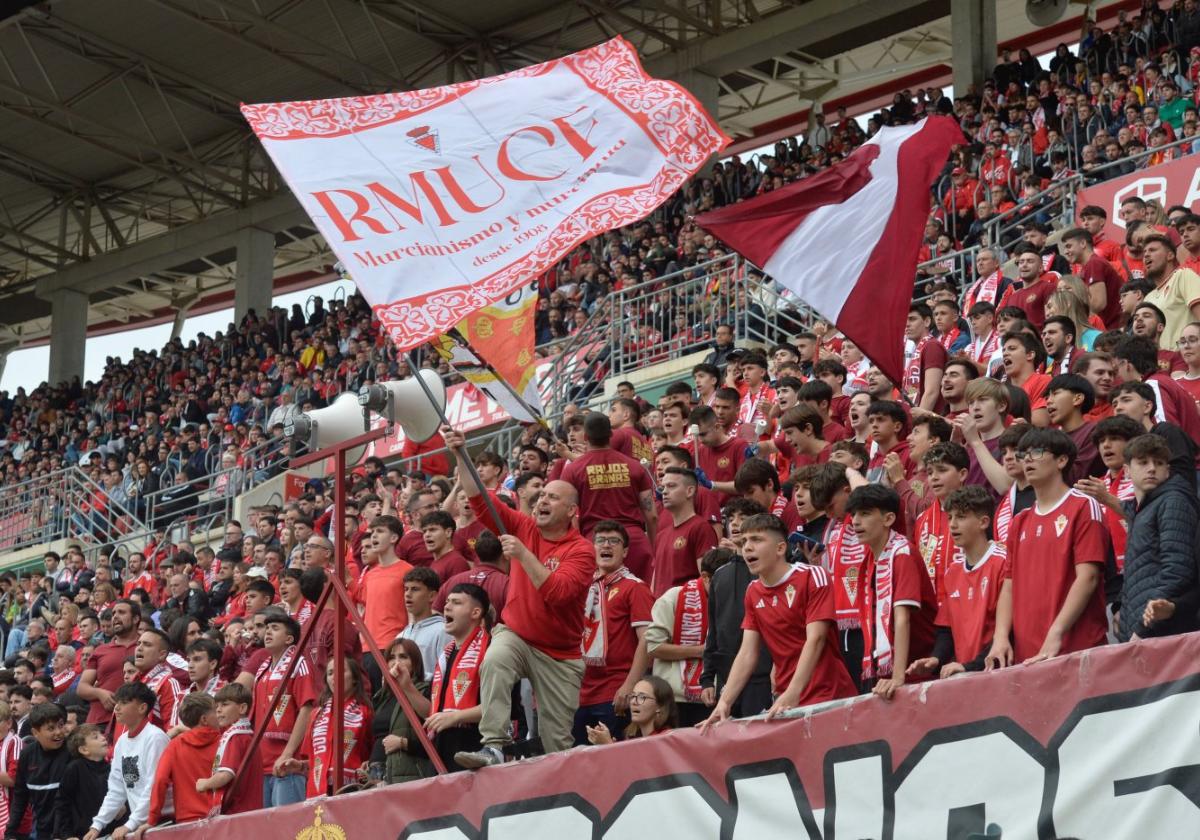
246, 567, 269, 580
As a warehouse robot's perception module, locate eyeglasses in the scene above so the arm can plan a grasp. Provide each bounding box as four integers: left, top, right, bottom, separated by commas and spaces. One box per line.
1178, 336, 1200, 348
593, 536, 624, 547
628, 693, 654, 705
1015, 447, 1049, 461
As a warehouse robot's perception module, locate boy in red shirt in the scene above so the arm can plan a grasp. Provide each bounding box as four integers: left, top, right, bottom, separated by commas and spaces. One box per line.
847, 485, 938, 700
699, 513, 855, 729
253, 614, 315, 806
1000, 331, 1052, 427
865, 401, 914, 485
908, 486, 1008, 680
419, 511, 471, 583
196, 683, 262, 814
911, 442, 970, 603
989, 428, 1111, 667
574, 521, 654, 745
1075, 415, 1142, 573
652, 467, 719, 597
689, 405, 749, 505
733, 458, 803, 534
146, 692, 220, 827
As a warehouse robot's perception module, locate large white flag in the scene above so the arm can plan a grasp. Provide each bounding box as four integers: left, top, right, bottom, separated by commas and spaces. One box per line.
243, 38, 728, 351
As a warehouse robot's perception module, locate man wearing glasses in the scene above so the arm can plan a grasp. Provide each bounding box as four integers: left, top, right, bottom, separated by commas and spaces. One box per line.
986, 428, 1111, 670
572, 521, 653, 745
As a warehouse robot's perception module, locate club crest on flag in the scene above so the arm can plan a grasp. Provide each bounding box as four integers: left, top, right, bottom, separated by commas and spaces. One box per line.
406, 125, 440, 154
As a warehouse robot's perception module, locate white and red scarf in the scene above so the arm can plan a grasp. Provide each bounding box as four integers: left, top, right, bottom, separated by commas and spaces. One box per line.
969, 330, 1000, 367
904, 335, 933, 396
289, 600, 314, 626
582, 567, 639, 666
994, 483, 1018, 542
823, 515, 865, 629
209, 717, 253, 816
310, 699, 368, 793
141, 662, 178, 726
914, 502, 954, 605
738, 382, 772, 426
672, 577, 707, 701
191, 674, 227, 694
431, 625, 490, 713
859, 530, 912, 680
51, 667, 77, 697
1045, 346, 1076, 376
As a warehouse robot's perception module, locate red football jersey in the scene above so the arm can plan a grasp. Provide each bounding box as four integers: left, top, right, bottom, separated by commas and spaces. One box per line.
579, 572, 655, 706
253, 647, 318, 772
611, 426, 655, 463
561, 448, 654, 535
696, 435, 748, 505
1005, 489, 1109, 662
651, 513, 719, 598
741, 564, 857, 703
935, 542, 1008, 663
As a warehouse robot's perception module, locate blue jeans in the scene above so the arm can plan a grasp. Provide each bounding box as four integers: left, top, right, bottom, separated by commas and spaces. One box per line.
263, 772, 306, 807
571, 701, 625, 746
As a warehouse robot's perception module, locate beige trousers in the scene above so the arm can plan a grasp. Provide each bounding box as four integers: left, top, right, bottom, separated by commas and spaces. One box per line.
479, 625, 584, 753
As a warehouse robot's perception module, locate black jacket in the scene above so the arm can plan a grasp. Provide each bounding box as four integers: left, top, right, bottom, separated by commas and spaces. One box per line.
53, 756, 113, 839
165, 587, 210, 621
1117, 475, 1200, 642
5, 741, 70, 840
701, 558, 772, 691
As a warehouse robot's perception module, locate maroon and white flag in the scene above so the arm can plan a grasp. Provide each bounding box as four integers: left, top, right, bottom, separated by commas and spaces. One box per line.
697, 116, 962, 385
242, 38, 728, 351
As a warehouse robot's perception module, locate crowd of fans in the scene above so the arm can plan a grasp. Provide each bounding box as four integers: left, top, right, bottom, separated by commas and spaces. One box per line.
1, 1, 1200, 833
0, 198, 1198, 830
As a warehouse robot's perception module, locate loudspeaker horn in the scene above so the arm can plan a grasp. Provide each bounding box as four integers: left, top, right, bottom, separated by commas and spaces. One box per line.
286, 391, 370, 466
1026, 0, 1072, 27
358, 369, 446, 443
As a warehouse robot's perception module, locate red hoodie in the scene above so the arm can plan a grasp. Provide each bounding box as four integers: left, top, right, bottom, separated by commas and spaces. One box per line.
148, 725, 221, 825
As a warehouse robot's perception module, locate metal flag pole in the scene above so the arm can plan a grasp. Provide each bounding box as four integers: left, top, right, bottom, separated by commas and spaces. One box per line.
406, 349, 509, 536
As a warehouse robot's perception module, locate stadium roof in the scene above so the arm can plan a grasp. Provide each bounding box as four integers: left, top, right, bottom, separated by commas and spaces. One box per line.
0, 0, 1128, 346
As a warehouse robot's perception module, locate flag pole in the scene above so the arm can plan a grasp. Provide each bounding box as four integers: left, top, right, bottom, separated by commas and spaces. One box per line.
447, 327, 555, 435
405, 349, 508, 536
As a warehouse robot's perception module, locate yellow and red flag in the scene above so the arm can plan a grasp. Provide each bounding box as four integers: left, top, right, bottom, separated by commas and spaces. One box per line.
435, 279, 543, 422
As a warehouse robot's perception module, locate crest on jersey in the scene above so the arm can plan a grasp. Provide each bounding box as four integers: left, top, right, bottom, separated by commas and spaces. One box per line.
673, 537, 686, 550
784, 584, 796, 608
1054, 514, 1068, 537
718, 457, 730, 469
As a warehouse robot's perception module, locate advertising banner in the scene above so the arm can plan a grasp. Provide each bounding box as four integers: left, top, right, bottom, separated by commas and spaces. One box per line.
1076, 153, 1200, 240
155, 633, 1200, 839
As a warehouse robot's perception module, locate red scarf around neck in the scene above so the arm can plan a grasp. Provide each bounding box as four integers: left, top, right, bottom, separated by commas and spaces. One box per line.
431, 625, 489, 713
672, 578, 707, 701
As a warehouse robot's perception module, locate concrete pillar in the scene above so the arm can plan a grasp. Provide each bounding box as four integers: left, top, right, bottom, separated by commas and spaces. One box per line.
951, 0, 997, 96
234, 228, 274, 323
48, 289, 87, 385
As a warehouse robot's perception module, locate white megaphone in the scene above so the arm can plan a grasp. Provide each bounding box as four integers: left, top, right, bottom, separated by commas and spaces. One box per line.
286, 392, 371, 468
358, 369, 446, 443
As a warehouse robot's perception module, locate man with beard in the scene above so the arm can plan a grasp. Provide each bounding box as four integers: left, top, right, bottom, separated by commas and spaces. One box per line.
999, 245, 1058, 330
76, 599, 140, 725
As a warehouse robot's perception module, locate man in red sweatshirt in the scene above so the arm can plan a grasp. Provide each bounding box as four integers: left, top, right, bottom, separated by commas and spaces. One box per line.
441, 425, 594, 767
144, 692, 220, 829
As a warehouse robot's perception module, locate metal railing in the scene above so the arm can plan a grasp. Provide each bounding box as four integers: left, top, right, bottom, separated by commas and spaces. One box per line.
537, 253, 817, 416
922, 131, 1200, 291
0, 466, 146, 558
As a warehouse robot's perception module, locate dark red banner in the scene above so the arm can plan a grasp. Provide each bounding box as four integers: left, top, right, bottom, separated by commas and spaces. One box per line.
1077, 153, 1200, 242
154, 633, 1200, 839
